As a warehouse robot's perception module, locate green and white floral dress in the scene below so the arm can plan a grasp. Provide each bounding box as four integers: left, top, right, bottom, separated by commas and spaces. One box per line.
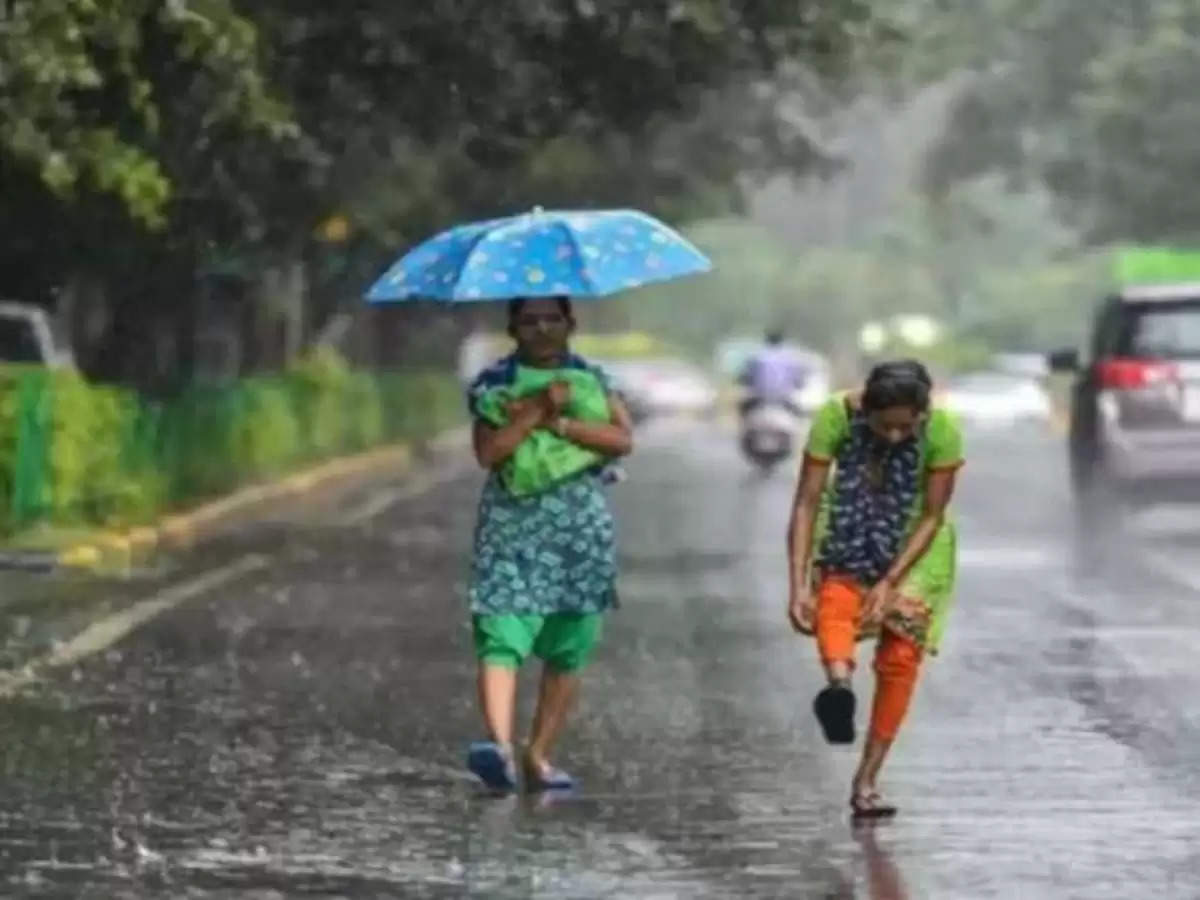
466, 354, 619, 617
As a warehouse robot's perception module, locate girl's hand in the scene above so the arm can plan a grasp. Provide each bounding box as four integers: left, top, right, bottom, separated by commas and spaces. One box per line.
861, 580, 894, 628
884, 592, 931, 631
788, 589, 817, 635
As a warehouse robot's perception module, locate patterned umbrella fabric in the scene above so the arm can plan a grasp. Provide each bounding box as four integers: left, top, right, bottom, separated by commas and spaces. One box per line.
365, 207, 712, 302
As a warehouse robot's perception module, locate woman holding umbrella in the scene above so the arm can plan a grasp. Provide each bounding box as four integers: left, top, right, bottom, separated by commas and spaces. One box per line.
365, 207, 712, 793
786, 360, 963, 819
464, 296, 633, 792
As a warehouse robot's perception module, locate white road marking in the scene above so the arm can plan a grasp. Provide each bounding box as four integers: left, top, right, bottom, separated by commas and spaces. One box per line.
338, 463, 471, 526
1130, 506, 1200, 537
1139, 545, 1200, 594
0, 445, 473, 696
0, 554, 269, 698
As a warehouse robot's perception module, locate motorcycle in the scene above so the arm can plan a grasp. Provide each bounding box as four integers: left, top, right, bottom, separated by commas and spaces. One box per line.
739, 398, 801, 472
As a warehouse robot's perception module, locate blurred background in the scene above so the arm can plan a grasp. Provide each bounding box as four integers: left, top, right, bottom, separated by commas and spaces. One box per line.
9, 6, 1200, 896
0, 0, 1192, 535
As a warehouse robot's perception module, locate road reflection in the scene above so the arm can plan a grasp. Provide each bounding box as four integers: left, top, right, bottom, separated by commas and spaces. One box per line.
854, 823, 909, 900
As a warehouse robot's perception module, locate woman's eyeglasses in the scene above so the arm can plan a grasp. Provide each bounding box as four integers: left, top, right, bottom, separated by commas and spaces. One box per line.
514, 314, 568, 330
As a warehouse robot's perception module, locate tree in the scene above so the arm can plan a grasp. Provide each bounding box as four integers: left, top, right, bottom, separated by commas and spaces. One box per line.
919, 0, 1200, 244
1, 1, 910, 386
625, 171, 1101, 367
0, 0, 306, 386
0, 0, 290, 227
231, 1, 911, 367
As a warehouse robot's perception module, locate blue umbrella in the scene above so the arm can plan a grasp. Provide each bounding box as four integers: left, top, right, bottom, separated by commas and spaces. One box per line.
364, 207, 712, 302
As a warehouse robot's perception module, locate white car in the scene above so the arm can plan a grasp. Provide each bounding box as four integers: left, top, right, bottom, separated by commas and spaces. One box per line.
601, 358, 718, 418
795, 365, 831, 415
0, 301, 75, 368
941, 371, 1052, 428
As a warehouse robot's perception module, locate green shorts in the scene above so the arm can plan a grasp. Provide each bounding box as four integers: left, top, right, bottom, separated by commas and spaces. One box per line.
472, 613, 605, 673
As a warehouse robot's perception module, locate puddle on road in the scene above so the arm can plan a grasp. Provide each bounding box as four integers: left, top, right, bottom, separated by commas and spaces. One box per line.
957, 544, 1057, 570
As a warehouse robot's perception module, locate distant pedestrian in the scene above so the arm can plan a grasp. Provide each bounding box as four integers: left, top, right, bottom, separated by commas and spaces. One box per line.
464, 296, 633, 792
786, 360, 963, 819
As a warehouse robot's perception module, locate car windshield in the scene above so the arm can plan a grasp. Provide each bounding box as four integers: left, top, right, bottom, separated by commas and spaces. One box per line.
1118, 300, 1200, 359
949, 373, 1032, 393
593, 360, 649, 379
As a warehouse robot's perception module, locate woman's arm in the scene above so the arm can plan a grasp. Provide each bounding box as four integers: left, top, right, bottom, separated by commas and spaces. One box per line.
472, 399, 548, 469
882, 468, 959, 587
555, 394, 634, 458
787, 455, 830, 604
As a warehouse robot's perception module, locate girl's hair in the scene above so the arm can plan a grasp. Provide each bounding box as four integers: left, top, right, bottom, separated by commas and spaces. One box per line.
862, 359, 932, 413
507, 296, 573, 322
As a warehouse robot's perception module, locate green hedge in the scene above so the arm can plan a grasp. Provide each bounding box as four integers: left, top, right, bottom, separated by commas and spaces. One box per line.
0, 352, 462, 532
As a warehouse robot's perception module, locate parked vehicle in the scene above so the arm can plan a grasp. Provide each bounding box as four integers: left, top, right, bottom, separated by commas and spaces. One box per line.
0, 302, 74, 368
794, 361, 831, 415
1049, 281, 1200, 512
598, 357, 718, 419
941, 370, 1052, 429
589, 359, 653, 424
993, 352, 1050, 380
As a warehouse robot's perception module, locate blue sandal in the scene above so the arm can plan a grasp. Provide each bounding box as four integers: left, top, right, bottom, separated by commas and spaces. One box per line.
524, 760, 576, 793
467, 741, 517, 792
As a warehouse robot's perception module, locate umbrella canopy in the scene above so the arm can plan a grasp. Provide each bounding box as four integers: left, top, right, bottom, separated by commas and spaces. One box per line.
365, 207, 712, 303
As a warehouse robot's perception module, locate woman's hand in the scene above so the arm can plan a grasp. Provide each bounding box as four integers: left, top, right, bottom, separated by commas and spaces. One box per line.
860, 580, 894, 629
788, 588, 817, 635
544, 380, 571, 414
504, 396, 546, 423
504, 382, 571, 423
474, 395, 550, 469
545, 392, 634, 458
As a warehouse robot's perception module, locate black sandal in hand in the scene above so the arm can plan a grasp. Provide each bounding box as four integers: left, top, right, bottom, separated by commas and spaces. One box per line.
813, 682, 856, 744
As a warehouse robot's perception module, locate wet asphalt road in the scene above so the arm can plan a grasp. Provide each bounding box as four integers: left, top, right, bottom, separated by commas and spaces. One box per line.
3, 418, 1200, 898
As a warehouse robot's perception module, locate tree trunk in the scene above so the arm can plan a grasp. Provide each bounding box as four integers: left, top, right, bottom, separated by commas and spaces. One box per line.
282, 258, 306, 364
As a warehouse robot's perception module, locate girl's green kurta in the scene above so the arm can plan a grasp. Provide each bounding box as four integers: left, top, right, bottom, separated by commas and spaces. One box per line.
805, 393, 964, 654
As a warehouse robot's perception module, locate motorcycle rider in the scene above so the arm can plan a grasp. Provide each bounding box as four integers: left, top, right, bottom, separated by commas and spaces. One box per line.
739, 328, 808, 418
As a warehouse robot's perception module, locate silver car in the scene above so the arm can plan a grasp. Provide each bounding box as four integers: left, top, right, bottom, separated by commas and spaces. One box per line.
1050, 282, 1200, 509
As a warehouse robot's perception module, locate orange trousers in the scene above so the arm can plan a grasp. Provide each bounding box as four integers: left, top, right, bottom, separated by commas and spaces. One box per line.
815, 576, 923, 742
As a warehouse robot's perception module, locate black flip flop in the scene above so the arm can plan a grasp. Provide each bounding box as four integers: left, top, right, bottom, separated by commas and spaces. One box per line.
813, 683, 856, 744
850, 792, 898, 821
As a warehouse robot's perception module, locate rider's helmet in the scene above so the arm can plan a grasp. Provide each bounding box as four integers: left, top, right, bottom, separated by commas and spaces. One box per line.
765, 328, 785, 346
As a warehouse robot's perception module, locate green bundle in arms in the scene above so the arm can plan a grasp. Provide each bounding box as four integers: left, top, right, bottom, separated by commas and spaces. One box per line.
472, 365, 611, 496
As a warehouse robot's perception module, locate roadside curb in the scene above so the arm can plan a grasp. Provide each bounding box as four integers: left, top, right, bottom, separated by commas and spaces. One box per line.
0, 428, 467, 575
0, 550, 58, 573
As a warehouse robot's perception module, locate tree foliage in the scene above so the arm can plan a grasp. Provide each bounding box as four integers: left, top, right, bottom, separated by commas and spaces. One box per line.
1, 1, 903, 259
0, 1, 912, 383
0, 0, 290, 227
624, 176, 1102, 364
921, 0, 1200, 244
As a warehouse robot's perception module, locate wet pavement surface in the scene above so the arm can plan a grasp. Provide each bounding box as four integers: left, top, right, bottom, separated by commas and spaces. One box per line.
2, 419, 1200, 897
